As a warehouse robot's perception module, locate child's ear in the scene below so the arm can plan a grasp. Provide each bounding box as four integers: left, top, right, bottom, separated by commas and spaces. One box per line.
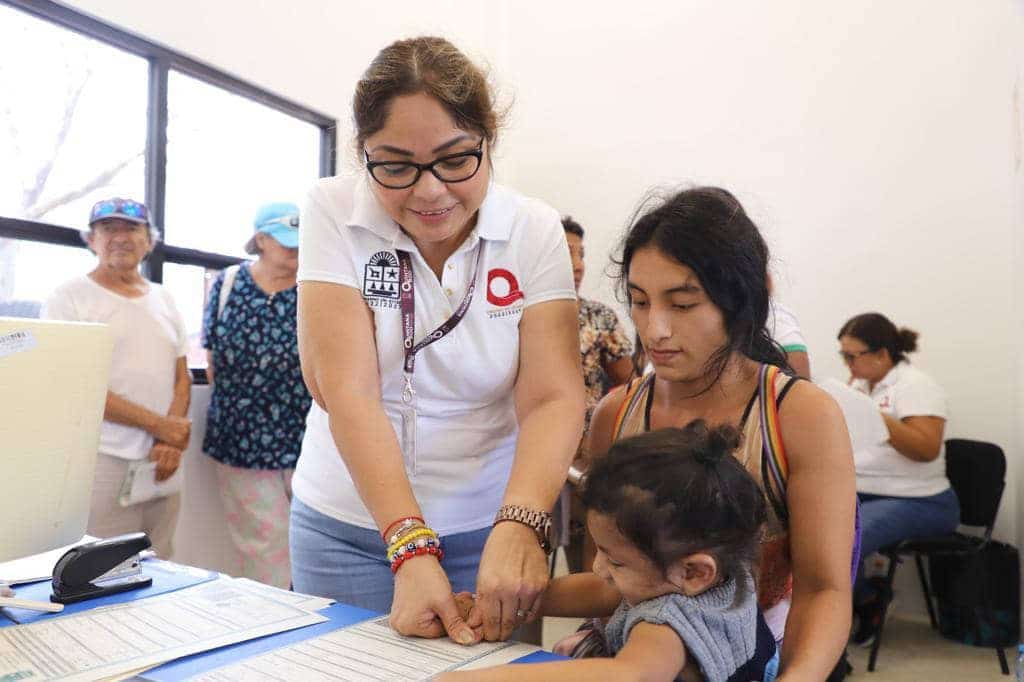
666, 553, 719, 596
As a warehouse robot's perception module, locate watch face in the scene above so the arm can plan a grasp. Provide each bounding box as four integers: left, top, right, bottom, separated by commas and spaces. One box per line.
541, 518, 556, 553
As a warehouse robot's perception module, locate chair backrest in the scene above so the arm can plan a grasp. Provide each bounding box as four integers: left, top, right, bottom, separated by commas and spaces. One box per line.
944, 438, 1005, 535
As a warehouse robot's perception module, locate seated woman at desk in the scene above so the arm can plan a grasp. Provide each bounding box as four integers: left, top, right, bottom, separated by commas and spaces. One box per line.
43, 198, 191, 559
837, 312, 960, 646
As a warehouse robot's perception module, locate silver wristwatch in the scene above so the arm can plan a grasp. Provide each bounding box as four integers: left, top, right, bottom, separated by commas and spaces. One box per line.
494, 504, 555, 555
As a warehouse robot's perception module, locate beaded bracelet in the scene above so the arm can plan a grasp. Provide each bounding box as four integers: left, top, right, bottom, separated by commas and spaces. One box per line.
381, 516, 426, 543
390, 543, 444, 574
387, 528, 439, 561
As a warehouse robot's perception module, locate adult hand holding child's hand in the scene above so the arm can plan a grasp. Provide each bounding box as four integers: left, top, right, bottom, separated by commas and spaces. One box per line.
389, 557, 479, 645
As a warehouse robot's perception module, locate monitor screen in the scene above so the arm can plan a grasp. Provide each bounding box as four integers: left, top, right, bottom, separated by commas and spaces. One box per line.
0, 317, 111, 563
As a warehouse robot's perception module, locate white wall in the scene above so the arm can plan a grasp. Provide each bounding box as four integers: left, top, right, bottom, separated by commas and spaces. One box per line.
59, 0, 1024, 616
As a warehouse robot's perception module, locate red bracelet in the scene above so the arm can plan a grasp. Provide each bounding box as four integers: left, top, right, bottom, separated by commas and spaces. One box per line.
381, 516, 426, 542
391, 545, 444, 574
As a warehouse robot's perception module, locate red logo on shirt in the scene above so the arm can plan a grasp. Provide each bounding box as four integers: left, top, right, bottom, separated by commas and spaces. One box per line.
487, 269, 524, 307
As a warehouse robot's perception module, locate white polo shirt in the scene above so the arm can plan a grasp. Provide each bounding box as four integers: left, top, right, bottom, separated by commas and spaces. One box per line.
292, 175, 576, 535
851, 361, 951, 497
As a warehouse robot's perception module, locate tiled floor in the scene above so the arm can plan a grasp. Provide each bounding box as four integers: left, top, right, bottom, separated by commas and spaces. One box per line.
846, 616, 1013, 681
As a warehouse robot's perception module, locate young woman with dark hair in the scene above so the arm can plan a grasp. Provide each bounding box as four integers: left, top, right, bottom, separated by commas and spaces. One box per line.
584, 187, 856, 679
838, 313, 959, 645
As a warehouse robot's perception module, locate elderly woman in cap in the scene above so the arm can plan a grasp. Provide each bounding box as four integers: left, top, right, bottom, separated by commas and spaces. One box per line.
201, 202, 311, 588
43, 197, 192, 558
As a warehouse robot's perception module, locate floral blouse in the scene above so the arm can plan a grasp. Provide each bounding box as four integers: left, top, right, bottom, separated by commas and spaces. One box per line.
201, 264, 311, 469
578, 298, 632, 428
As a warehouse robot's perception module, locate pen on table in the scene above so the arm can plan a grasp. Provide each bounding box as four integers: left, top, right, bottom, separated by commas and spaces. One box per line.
0, 596, 65, 613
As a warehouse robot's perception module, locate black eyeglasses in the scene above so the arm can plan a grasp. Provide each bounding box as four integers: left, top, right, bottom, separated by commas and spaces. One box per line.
838, 349, 875, 364
364, 139, 484, 190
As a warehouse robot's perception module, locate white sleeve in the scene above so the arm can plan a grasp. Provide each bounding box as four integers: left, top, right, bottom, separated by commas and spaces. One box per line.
40, 285, 78, 321
298, 182, 360, 289
895, 370, 947, 420
520, 205, 576, 308
769, 300, 807, 351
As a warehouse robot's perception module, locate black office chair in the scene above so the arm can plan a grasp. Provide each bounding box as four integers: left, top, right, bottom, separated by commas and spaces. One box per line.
867, 438, 1010, 674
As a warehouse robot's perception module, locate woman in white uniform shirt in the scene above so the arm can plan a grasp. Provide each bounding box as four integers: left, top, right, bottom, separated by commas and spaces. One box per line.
290, 37, 584, 646
838, 312, 959, 645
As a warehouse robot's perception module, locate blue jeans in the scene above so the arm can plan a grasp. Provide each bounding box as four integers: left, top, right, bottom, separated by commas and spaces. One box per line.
855, 488, 960, 602
289, 497, 490, 612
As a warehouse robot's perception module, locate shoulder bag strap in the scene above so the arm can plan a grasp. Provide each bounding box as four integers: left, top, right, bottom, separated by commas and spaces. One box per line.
218, 265, 240, 320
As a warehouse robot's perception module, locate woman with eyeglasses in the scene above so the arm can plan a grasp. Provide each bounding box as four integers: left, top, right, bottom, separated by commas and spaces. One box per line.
585, 187, 857, 679
200, 203, 311, 590
289, 37, 584, 646
837, 313, 959, 647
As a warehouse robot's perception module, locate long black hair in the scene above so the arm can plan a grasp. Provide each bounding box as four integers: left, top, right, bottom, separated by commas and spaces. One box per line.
616, 187, 790, 388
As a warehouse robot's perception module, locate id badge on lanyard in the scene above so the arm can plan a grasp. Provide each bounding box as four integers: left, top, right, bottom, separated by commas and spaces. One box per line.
396, 245, 484, 475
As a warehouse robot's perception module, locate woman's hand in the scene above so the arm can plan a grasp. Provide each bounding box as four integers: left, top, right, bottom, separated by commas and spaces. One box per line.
150, 415, 192, 450
390, 557, 479, 645
149, 442, 183, 481
470, 521, 549, 641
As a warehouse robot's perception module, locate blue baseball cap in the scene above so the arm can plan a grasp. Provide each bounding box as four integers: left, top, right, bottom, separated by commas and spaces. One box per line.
89, 197, 150, 226
244, 202, 299, 254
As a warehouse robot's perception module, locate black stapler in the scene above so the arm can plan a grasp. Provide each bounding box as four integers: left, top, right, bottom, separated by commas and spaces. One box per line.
51, 533, 153, 604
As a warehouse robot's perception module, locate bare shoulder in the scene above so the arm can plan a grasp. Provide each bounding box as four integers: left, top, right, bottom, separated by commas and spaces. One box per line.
585, 382, 633, 462
778, 379, 852, 470
779, 378, 844, 423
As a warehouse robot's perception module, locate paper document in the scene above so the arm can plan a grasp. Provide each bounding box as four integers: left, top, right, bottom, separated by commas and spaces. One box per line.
816, 378, 889, 453
230, 577, 335, 612
194, 616, 540, 681
0, 579, 327, 681
0, 536, 97, 585
120, 460, 183, 507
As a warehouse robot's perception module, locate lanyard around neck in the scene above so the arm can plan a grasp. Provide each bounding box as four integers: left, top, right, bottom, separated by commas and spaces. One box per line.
396, 245, 485, 402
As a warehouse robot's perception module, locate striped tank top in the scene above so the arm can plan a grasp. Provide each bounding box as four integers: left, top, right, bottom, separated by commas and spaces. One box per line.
610, 364, 798, 610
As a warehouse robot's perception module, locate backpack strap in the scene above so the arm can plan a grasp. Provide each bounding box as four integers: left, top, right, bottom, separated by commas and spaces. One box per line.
217, 265, 240, 320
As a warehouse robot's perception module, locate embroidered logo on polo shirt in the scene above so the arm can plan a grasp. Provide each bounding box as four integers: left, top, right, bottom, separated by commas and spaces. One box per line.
363, 251, 400, 304
487, 268, 524, 319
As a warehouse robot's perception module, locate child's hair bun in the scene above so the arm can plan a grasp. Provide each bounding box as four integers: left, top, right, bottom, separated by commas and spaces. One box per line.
689, 421, 742, 466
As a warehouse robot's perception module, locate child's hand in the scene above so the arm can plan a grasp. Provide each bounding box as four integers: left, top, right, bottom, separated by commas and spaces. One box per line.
453, 592, 483, 644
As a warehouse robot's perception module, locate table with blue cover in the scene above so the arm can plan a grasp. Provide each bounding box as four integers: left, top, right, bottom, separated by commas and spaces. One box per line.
0, 559, 562, 680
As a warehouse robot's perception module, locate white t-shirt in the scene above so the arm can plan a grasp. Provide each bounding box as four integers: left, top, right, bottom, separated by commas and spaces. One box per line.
850, 361, 950, 497
767, 300, 807, 353
293, 175, 576, 535
42, 275, 188, 460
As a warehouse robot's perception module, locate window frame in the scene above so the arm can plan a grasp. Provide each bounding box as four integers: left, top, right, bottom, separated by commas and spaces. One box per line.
0, 0, 336, 380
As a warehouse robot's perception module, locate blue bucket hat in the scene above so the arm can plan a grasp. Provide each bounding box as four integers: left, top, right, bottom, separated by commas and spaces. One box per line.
245, 202, 299, 254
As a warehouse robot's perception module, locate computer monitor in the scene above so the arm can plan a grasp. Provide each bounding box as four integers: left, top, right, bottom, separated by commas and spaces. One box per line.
0, 317, 112, 563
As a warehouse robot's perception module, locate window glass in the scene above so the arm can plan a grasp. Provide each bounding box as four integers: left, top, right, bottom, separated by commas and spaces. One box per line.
165, 71, 321, 257
0, 240, 94, 316
0, 4, 147, 227
161, 261, 226, 368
